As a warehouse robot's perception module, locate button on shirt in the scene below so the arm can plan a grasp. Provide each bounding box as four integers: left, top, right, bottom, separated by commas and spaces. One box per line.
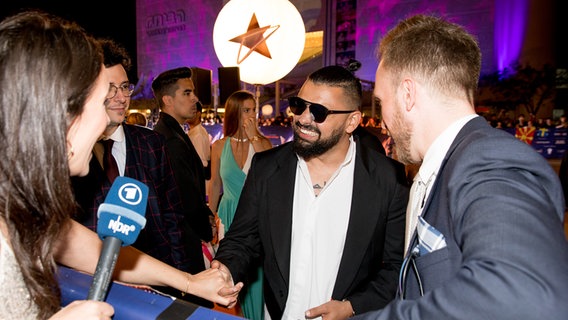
404, 114, 479, 255
281, 137, 356, 320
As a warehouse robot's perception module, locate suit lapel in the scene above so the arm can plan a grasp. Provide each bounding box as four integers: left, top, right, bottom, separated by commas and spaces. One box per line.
166, 115, 196, 152
267, 144, 297, 284
407, 117, 483, 252
333, 144, 383, 297
122, 125, 138, 178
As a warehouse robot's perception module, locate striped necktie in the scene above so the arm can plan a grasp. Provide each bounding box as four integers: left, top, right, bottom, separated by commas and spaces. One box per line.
404, 174, 429, 255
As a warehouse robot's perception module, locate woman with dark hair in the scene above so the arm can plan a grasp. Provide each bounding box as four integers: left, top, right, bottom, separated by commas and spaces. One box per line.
209, 90, 272, 319
0, 11, 240, 319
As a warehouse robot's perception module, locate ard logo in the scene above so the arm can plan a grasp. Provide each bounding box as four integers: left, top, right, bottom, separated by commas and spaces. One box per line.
118, 183, 143, 206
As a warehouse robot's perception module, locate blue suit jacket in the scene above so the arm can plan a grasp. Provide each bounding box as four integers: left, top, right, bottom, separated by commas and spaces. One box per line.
215, 138, 409, 319
354, 116, 568, 319
72, 124, 190, 272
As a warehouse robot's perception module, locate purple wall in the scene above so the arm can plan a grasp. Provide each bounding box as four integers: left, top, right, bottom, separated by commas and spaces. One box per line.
136, 0, 533, 100
136, 0, 224, 98
354, 0, 495, 82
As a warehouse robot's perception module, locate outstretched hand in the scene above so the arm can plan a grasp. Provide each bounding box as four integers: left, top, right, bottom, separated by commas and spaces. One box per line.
190, 267, 242, 307
210, 260, 243, 308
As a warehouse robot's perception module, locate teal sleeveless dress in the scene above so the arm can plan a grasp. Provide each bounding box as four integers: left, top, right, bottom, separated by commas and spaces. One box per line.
218, 139, 264, 320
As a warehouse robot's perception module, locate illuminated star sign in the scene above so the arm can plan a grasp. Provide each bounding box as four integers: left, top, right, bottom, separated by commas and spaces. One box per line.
229, 13, 280, 64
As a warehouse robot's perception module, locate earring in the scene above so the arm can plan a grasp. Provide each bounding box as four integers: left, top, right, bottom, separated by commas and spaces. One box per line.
67, 141, 74, 159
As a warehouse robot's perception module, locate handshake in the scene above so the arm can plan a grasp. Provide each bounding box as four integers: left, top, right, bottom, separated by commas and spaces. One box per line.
192, 260, 243, 309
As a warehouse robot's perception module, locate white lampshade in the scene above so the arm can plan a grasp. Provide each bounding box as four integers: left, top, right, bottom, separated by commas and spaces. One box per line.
213, 0, 306, 85
261, 104, 274, 116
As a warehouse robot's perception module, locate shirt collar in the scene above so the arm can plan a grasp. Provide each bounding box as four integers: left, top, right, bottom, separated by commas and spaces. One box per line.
105, 124, 125, 143
417, 114, 478, 183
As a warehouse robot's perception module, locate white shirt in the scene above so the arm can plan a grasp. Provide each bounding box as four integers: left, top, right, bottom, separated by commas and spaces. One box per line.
281, 137, 356, 320
419, 114, 479, 202
107, 125, 127, 176
188, 123, 211, 168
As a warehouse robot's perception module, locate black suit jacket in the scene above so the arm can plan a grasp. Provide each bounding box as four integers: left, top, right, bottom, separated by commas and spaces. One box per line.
354, 126, 386, 155
215, 138, 409, 318
152, 112, 213, 241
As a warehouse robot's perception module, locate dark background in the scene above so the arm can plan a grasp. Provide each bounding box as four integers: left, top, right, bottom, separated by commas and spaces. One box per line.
0, 1, 138, 80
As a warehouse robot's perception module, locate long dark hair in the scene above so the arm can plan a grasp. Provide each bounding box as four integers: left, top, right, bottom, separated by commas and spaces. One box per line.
0, 11, 102, 317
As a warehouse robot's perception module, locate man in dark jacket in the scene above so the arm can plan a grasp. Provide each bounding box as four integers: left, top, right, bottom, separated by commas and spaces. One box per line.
151, 67, 215, 307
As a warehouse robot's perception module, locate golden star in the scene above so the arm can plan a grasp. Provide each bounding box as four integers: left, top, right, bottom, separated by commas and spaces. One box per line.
229, 13, 280, 64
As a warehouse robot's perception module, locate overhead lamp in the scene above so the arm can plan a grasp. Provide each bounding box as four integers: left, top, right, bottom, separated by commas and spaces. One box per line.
213, 0, 306, 86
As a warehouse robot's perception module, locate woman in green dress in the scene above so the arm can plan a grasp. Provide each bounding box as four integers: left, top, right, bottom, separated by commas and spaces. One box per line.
209, 90, 272, 320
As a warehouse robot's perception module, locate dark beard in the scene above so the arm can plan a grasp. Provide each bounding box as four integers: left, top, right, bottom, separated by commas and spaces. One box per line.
292, 121, 344, 160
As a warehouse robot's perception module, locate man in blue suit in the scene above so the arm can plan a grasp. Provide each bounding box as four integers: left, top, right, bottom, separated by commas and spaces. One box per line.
350, 14, 568, 319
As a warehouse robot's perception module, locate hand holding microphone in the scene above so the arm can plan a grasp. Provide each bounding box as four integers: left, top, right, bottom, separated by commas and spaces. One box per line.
87, 176, 149, 301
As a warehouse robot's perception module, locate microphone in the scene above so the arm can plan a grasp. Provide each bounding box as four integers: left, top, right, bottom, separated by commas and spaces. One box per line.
87, 176, 148, 301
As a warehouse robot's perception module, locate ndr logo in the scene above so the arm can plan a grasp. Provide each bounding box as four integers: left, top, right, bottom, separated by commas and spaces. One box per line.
108, 216, 136, 235
118, 183, 143, 205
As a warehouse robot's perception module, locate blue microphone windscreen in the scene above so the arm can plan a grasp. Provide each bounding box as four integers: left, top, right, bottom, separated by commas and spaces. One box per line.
97, 176, 149, 246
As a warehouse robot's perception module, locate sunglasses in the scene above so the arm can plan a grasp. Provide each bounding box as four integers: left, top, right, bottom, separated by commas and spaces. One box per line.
288, 96, 357, 123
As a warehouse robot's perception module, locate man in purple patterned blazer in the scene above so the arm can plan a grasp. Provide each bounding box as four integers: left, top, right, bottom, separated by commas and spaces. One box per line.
71, 39, 210, 307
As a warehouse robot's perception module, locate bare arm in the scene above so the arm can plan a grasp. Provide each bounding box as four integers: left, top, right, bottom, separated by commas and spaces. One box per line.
53, 220, 242, 306
208, 139, 224, 213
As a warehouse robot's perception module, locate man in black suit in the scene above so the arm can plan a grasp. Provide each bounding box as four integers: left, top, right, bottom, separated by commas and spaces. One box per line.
213, 66, 409, 319
151, 67, 215, 307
